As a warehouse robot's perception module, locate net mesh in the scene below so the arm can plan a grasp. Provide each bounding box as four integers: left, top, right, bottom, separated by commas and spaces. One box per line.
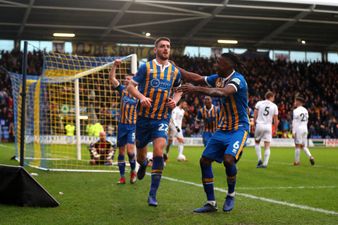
10, 53, 137, 172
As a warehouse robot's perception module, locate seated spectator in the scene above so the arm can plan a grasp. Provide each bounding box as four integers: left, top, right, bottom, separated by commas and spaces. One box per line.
89, 131, 115, 165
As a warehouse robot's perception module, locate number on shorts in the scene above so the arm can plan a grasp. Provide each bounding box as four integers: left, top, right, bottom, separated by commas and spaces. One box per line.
158, 123, 169, 132
232, 141, 240, 152
263, 106, 270, 116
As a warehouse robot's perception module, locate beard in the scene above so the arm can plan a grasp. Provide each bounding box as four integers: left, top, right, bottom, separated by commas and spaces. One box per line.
158, 52, 169, 60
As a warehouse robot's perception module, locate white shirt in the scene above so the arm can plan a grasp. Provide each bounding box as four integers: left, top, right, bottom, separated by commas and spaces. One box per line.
171, 106, 185, 129
255, 100, 278, 125
292, 106, 309, 133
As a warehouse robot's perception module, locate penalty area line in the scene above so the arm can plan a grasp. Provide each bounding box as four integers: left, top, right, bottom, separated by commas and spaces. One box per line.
160, 175, 338, 216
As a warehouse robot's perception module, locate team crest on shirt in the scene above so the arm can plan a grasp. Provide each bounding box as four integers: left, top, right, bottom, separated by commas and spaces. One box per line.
215, 78, 225, 88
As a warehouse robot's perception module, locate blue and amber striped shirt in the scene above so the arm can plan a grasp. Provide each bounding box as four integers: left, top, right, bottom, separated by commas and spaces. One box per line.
132, 59, 181, 120
196, 105, 220, 133
205, 71, 249, 131
115, 84, 137, 125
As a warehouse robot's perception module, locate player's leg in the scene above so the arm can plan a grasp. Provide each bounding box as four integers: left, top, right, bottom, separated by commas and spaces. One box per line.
294, 144, 301, 166
136, 146, 148, 179
127, 143, 137, 183
255, 140, 262, 167
193, 156, 217, 213
164, 137, 173, 162
262, 141, 271, 167
164, 124, 175, 162
254, 126, 262, 167
117, 125, 127, 183
301, 144, 315, 165
223, 130, 248, 212
126, 127, 137, 183
194, 132, 225, 213
176, 135, 185, 161
294, 132, 301, 165
117, 146, 126, 184
300, 132, 315, 165
148, 137, 166, 206
135, 118, 151, 180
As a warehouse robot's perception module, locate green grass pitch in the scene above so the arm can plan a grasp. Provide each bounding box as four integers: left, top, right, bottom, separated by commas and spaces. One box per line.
0, 143, 337, 225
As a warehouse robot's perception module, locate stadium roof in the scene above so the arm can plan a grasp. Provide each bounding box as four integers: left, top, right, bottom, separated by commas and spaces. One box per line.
0, 0, 338, 51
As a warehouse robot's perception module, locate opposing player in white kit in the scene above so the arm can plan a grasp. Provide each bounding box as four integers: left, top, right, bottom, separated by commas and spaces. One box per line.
254, 91, 279, 168
292, 96, 315, 166
165, 99, 187, 161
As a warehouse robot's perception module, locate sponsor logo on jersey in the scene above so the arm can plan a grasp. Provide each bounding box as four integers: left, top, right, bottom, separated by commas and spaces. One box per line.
150, 78, 172, 89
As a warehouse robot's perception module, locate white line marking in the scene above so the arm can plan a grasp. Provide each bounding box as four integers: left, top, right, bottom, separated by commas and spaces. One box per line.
0, 144, 14, 149
160, 175, 338, 216
237, 186, 337, 190
241, 158, 338, 170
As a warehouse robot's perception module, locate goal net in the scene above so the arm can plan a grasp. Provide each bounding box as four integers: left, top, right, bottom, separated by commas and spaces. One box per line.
10, 53, 137, 172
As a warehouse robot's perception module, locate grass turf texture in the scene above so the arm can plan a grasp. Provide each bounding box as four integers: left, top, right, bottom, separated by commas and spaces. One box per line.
0, 143, 337, 225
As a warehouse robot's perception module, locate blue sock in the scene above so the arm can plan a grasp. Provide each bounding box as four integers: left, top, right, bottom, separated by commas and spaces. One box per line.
200, 161, 215, 201
128, 153, 136, 171
118, 154, 125, 177
149, 156, 164, 197
225, 163, 237, 194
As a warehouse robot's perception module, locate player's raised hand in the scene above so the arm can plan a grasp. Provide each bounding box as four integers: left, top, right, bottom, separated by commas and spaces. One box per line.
113, 59, 122, 67
140, 96, 152, 108
166, 98, 177, 109
177, 83, 197, 93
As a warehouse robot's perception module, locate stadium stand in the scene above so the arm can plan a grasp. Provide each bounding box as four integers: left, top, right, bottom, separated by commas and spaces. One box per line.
0, 50, 337, 142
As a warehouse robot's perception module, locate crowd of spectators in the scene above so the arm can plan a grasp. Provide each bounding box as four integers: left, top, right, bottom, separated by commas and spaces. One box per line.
0, 49, 337, 142
173, 55, 338, 139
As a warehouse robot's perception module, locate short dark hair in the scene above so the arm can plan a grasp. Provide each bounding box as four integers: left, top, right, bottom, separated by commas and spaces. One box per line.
178, 99, 186, 105
265, 91, 274, 99
295, 95, 305, 103
154, 37, 171, 47
221, 52, 241, 66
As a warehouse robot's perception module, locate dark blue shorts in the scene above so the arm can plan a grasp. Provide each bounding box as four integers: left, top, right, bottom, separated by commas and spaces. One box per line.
117, 123, 136, 147
202, 129, 248, 163
135, 117, 169, 149
202, 131, 214, 147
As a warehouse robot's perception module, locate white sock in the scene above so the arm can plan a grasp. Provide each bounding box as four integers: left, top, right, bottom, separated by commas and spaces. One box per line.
227, 192, 236, 197
255, 143, 262, 161
263, 148, 270, 166
303, 147, 312, 158
207, 200, 217, 206
295, 148, 300, 162
178, 143, 184, 156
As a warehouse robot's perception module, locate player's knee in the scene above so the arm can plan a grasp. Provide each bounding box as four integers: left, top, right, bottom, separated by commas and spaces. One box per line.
200, 157, 212, 166
223, 155, 235, 167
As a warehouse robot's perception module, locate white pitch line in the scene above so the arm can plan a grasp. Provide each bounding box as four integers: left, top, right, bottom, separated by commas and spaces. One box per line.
160, 175, 338, 216
237, 185, 337, 190
0, 144, 14, 149
241, 158, 338, 170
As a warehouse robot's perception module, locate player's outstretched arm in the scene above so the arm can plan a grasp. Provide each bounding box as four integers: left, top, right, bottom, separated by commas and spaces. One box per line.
178, 83, 236, 97
174, 65, 206, 85
127, 82, 152, 108
109, 59, 122, 87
